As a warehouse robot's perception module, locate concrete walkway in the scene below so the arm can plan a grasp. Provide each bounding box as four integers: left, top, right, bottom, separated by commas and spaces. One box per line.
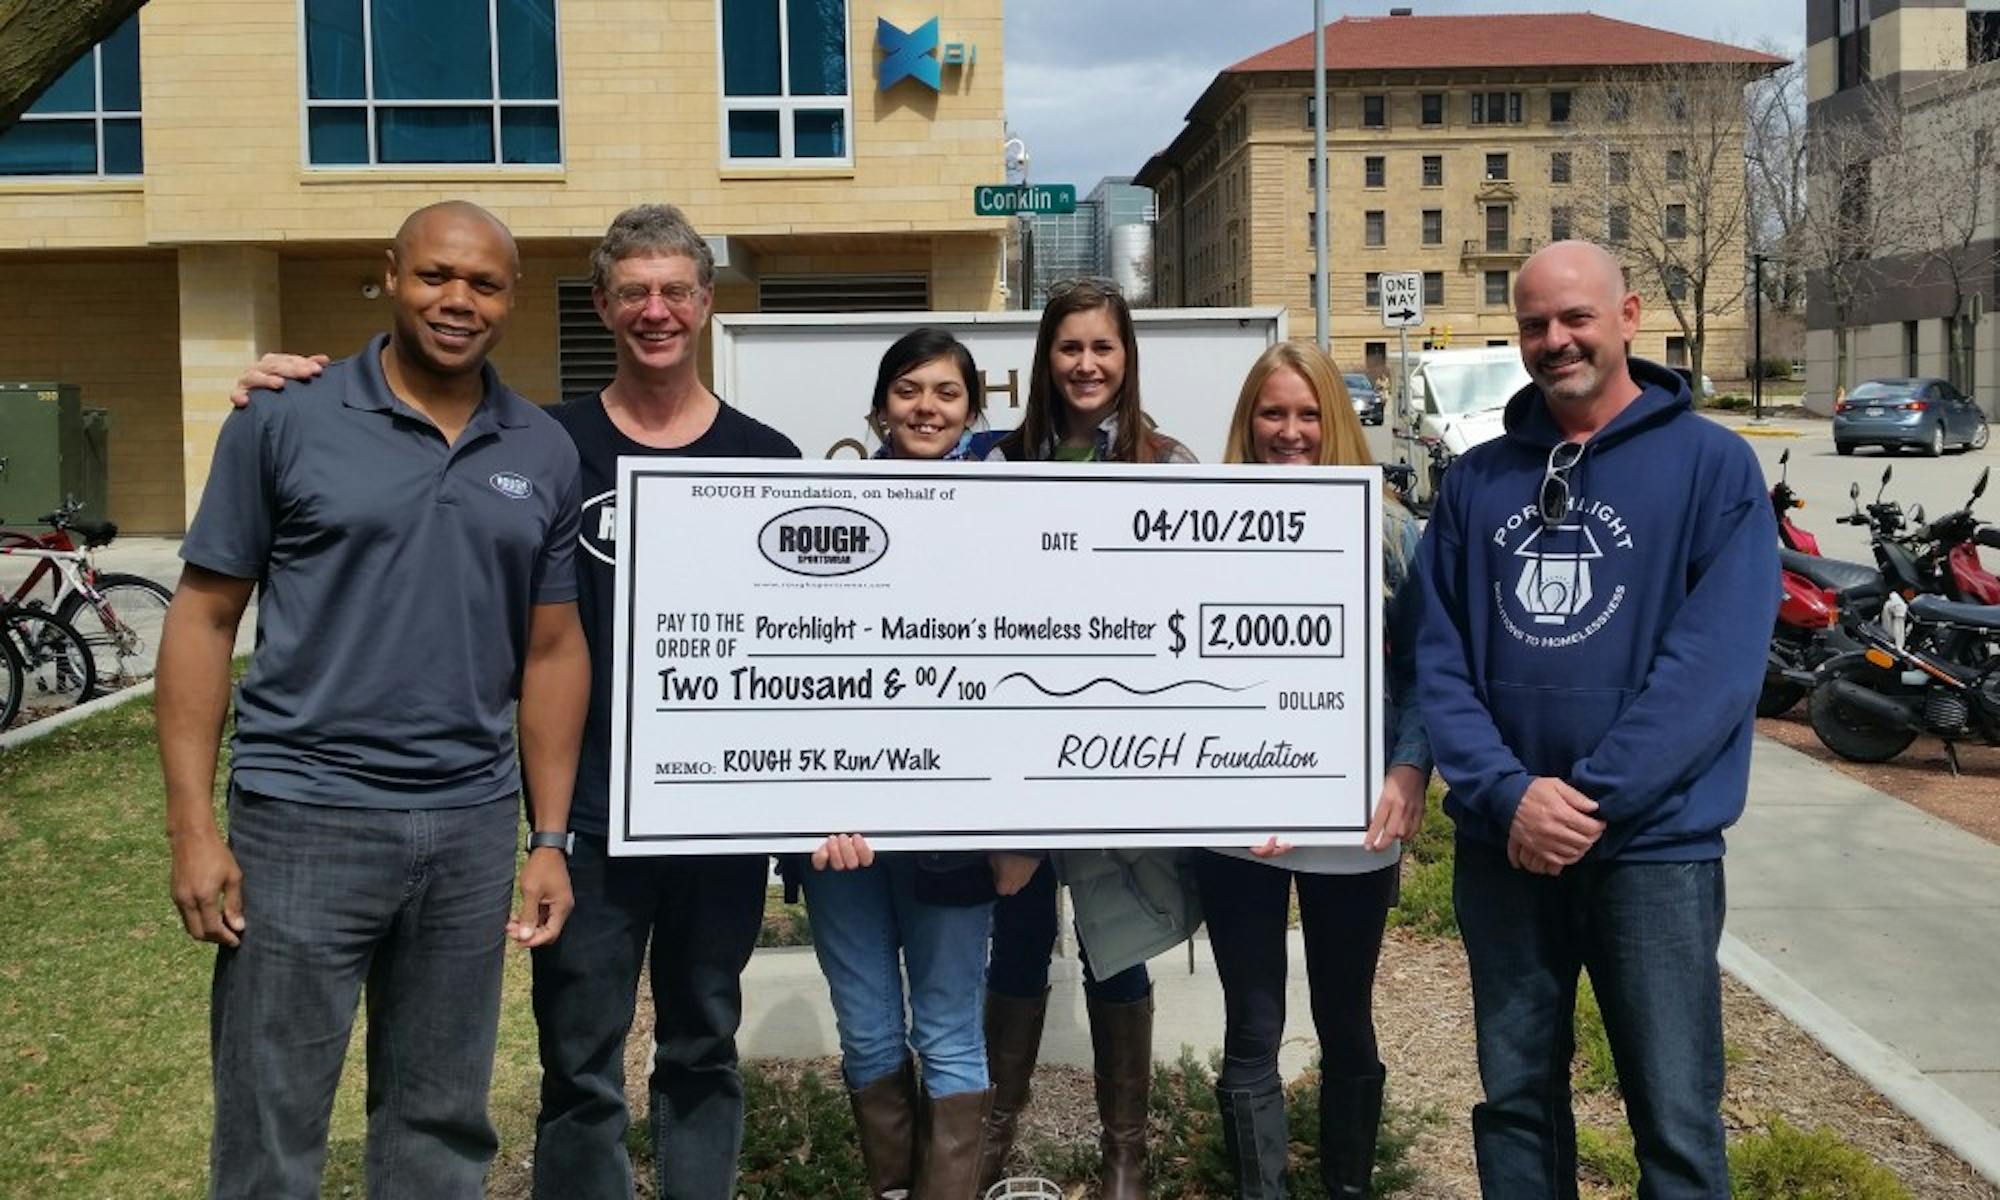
737, 736, 2000, 1185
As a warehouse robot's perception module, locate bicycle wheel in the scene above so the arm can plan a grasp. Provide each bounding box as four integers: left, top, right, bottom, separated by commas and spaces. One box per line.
57, 572, 173, 689
0, 632, 22, 730
1, 605, 97, 716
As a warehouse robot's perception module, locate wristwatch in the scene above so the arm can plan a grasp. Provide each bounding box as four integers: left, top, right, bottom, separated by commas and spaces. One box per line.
527, 830, 575, 857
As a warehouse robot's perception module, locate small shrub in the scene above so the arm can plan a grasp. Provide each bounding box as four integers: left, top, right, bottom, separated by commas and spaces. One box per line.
1390, 857, 1457, 939
1577, 1125, 1640, 1195
1389, 782, 1458, 938
758, 885, 813, 947
1036, 1048, 1429, 1197
1573, 975, 1620, 1094
734, 1063, 866, 1198
1728, 1118, 1911, 1199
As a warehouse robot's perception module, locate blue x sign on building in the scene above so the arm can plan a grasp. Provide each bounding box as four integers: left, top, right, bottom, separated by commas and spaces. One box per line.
877, 17, 941, 91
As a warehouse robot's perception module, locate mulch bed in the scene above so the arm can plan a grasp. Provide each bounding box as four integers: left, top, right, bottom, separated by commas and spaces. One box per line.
482, 926, 1996, 1197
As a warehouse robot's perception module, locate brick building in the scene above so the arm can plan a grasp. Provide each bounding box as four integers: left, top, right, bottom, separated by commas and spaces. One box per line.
1136, 11, 1779, 382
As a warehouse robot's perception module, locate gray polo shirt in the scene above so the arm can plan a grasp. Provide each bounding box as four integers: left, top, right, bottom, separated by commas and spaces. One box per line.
182, 333, 581, 809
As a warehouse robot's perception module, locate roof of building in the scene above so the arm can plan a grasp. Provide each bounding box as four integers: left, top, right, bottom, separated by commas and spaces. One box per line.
1134, 12, 1783, 186
1229, 12, 1785, 73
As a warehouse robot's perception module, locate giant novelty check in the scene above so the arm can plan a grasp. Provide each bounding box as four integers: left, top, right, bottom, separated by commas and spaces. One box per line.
608, 459, 1383, 854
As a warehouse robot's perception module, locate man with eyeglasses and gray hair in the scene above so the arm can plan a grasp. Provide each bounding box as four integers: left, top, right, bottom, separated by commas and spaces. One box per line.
1412, 239, 1776, 1197
230, 203, 799, 1199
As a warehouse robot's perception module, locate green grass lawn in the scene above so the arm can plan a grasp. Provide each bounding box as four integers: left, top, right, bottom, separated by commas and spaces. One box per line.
0, 693, 546, 1197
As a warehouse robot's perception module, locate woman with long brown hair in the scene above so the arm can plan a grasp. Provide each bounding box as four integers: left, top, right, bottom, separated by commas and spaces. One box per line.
973, 279, 1200, 1198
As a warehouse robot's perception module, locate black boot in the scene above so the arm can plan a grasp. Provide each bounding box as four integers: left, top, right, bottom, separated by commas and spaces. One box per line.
1216, 1080, 1289, 1199
1318, 1063, 1386, 1199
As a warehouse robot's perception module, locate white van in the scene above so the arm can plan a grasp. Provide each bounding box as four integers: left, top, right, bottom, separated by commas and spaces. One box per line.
1388, 346, 1532, 504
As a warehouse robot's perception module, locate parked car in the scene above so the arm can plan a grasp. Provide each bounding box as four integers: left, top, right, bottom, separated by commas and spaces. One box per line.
1833, 377, 1989, 457
1343, 372, 1384, 425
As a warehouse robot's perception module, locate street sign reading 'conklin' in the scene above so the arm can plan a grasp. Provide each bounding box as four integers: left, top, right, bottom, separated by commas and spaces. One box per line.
974, 184, 1078, 216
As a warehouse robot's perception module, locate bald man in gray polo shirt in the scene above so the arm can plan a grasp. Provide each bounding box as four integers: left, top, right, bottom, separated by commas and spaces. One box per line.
157, 202, 591, 1199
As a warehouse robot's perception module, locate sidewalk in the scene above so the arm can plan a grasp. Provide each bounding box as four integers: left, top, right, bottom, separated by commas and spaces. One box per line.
738, 737, 2000, 1185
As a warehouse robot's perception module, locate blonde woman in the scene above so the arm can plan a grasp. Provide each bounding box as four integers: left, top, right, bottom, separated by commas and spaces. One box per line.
1200, 342, 1431, 1198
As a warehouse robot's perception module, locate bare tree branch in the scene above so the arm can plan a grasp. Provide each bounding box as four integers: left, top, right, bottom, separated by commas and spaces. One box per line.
0, 0, 150, 129
1562, 62, 1771, 390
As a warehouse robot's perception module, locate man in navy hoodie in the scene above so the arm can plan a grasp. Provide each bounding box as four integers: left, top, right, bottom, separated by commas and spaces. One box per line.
1416, 240, 1777, 1196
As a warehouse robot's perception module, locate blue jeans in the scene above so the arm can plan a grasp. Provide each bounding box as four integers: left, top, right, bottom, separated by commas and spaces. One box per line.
986, 861, 1150, 1003
1454, 838, 1729, 1200
529, 838, 767, 1200
209, 788, 517, 1200
800, 854, 994, 1096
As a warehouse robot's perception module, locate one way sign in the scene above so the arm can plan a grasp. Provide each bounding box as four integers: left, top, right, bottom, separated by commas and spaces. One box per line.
1380, 272, 1423, 328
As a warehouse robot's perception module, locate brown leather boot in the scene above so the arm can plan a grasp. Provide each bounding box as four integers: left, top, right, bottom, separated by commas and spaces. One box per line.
976, 988, 1049, 1190
913, 1087, 996, 1200
851, 1058, 919, 1199
1089, 991, 1154, 1200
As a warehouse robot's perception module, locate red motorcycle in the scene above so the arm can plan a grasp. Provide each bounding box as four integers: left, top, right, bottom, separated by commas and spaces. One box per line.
1761, 450, 1885, 717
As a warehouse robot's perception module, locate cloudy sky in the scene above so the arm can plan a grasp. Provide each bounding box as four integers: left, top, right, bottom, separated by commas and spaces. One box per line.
1003, 0, 1805, 191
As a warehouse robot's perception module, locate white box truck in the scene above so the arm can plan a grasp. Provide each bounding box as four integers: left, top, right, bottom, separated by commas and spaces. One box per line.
709, 308, 1288, 463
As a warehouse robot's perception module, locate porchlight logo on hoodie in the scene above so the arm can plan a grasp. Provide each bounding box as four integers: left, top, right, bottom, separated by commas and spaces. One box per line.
1489, 495, 1636, 648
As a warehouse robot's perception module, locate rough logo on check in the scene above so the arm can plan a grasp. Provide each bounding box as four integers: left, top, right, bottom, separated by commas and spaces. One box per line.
758, 506, 890, 577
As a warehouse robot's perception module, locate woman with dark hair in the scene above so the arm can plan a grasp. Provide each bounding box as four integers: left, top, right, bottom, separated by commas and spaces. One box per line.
1200, 341, 1431, 1198
800, 327, 1011, 1200
975, 280, 1202, 1199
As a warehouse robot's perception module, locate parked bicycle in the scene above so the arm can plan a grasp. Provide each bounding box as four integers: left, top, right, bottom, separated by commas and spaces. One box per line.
0, 601, 96, 728
0, 499, 173, 689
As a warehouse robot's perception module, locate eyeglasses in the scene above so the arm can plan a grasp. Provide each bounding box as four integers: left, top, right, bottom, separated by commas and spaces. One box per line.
1539, 441, 1584, 529
1046, 276, 1121, 299
609, 283, 703, 311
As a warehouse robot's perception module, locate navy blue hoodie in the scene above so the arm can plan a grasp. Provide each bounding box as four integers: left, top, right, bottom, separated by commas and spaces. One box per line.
1415, 359, 1778, 861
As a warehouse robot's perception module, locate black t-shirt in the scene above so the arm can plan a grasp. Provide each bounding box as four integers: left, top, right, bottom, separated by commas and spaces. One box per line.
551, 392, 801, 833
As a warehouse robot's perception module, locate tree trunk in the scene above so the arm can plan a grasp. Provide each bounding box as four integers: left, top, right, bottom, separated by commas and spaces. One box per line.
0, 1, 150, 129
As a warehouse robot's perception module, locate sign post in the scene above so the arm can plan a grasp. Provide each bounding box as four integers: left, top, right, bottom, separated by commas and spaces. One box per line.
1379, 272, 1423, 468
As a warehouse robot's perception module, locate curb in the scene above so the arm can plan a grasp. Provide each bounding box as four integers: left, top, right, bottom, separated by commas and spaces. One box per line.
1719, 932, 2000, 1187
0, 677, 155, 751
1731, 427, 1804, 439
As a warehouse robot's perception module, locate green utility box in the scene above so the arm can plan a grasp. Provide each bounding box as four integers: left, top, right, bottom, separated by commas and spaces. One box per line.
0, 383, 109, 524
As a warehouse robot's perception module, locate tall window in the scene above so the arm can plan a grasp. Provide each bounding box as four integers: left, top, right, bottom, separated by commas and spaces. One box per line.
1666, 149, 1686, 182
1470, 91, 1521, 125
1422, 271, 1444, 305
1485, 205, 1510, 252
1421, 209, 1442, 246
303, 0, 561, 167
1365, 272, 1381, 308
1550, 205, 1572, 242
720, 0, 851, 164
1364, 211, 1385, 247
1549, 90, 1571, 124
1665, 203, 1687, 240
1608, 151, 1631, 184
1421, 93, 1443, 125
1362, 95, 1386, 128
1485, 270, 1509, 306
1608, 204, 1630, 244
1550, 151, 1571, 184
1364, 155, 1384, 187
1664, 265, 1689, 301
1484, 153, 1508, 181
0, 16, 142, 177
1422, 154, 1443, 187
